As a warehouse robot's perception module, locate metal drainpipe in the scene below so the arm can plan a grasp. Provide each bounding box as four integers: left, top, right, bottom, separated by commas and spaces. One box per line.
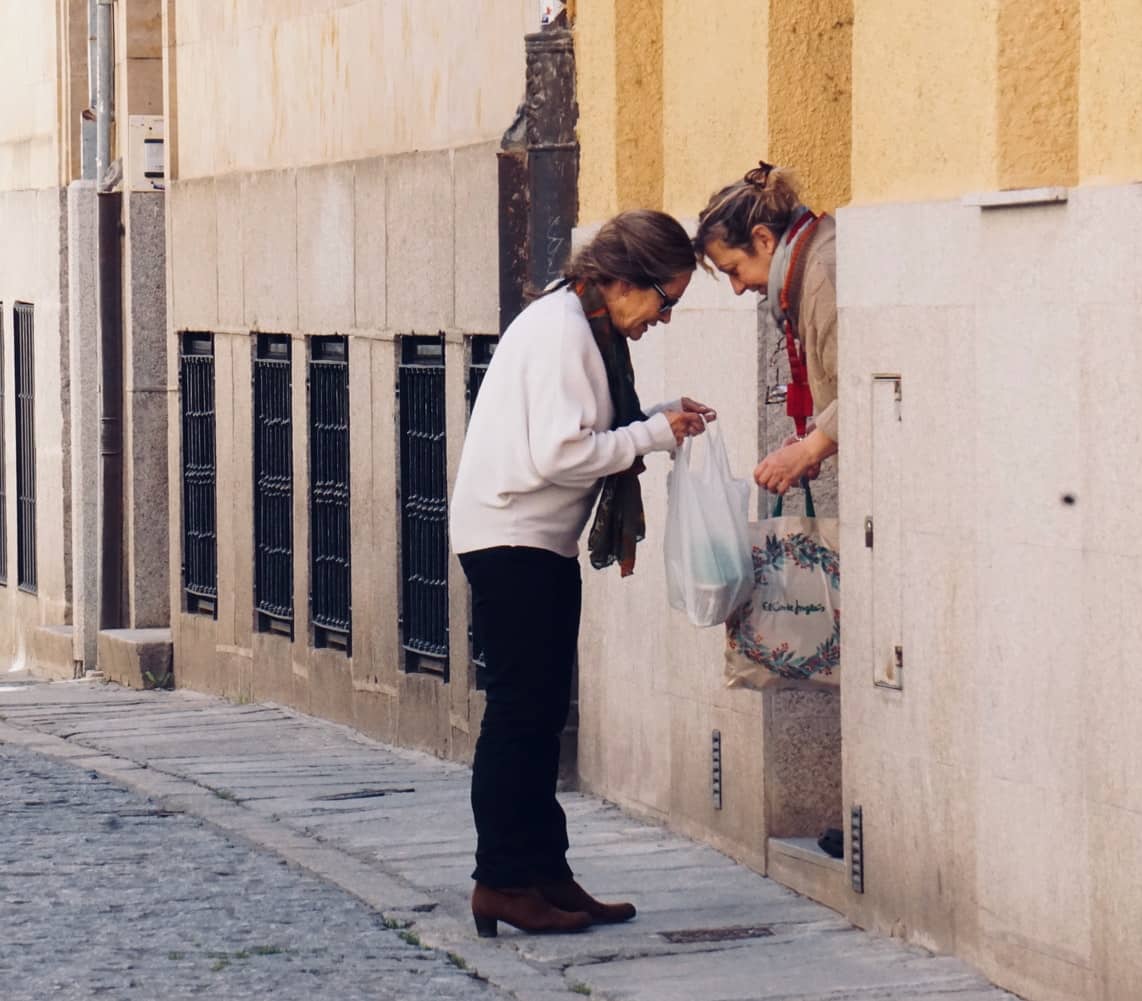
95, 0, 125, 630
88, 0, 98, 117
95, 0, 114, 189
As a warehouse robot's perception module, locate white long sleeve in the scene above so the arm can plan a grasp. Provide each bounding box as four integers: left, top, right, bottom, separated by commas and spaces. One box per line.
450, 287, 677, 558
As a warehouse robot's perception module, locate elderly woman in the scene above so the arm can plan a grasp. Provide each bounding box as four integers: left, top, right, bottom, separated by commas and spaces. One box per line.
694, 162, 838, 493
450, 210, 714, 937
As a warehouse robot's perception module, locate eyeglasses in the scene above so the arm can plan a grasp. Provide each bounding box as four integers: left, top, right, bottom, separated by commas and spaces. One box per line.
651, 281, 680, 314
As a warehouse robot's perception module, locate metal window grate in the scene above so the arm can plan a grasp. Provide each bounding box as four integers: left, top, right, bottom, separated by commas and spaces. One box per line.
465, 336, 498, 687
179, 333, 218, 616
254, 335, 294, 635
0, 306, 7, 586
14, 303, 35, 593
399, 335, 449, 678
309, 336, 351, 653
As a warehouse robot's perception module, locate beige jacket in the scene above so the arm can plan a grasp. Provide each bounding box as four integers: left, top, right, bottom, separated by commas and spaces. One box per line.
793, 215, 838, 442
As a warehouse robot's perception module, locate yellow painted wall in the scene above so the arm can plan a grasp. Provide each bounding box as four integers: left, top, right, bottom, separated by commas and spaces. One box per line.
0, 1, 61, 191
615, 0, 664, 210
171, 0, 535, 180
851, 0, 999, 203
661, 0, 769, 218
997, 0, 1078, 190
577, 0, 847, 222
767, 0, 852, 213
1079, 0, 1142, 183
575, 0, 620, 221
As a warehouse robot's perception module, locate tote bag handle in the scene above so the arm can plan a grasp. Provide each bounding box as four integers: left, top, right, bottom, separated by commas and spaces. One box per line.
771, 477, 815, 519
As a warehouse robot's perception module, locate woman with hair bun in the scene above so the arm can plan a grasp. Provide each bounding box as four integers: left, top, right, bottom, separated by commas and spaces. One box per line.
450, 209, 716, 938
694, 162, 838, 494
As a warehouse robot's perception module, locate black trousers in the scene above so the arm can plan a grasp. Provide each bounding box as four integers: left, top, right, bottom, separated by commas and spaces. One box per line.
459, 546, 581, 888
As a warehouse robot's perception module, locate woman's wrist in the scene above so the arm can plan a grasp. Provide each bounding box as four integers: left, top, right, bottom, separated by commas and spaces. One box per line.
800, 428, 837, 464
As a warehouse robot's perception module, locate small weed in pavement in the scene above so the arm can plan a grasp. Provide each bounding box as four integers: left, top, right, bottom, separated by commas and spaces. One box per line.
446, 952, 468, 971
570, 983, 591, 996
397, 929, 423, 948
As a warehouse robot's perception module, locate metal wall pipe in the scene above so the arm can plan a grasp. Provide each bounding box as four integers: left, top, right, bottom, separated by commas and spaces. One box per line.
95, 0, 114, 189
95, 0, 125, 629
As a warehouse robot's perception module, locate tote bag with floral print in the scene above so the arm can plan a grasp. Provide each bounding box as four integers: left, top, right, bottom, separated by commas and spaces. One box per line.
725, 486, 840, 689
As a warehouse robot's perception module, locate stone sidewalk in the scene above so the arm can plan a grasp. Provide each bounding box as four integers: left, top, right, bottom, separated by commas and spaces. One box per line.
0, 676, 1018, 1001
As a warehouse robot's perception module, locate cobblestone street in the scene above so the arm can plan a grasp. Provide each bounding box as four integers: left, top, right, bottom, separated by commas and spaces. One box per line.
0, 742, 504, 1001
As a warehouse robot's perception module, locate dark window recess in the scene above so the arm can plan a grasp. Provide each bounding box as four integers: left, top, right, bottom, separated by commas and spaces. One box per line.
465, 336, 498, 687
0, 306, 7, 586
309, 336, 351, 653
398, 335, 449, 678
14, 303, 36, 593
253, 335, 294, 636
179, 333, 218, 616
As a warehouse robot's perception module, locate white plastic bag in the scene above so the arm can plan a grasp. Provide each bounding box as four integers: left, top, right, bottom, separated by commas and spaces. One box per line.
664, 423, 753, 627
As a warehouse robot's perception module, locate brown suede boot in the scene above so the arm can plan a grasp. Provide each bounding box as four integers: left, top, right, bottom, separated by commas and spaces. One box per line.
470, 883, 591, 938
536, 878, 636, 924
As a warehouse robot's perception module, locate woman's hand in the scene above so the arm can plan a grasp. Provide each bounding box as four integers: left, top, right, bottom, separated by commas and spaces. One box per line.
754, 427, 837, 494
680, 397, 716, 422
780, 424, 821, 481
664, 410, 708, 445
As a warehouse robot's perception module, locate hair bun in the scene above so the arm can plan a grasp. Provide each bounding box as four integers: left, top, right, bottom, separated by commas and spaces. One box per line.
744, 160, 775, 190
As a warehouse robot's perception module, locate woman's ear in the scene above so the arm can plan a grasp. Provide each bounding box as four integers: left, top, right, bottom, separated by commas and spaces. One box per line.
750, 224, 778, 257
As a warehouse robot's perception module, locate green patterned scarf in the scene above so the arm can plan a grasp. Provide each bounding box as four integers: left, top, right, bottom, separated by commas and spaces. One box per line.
572, 280, 648, 577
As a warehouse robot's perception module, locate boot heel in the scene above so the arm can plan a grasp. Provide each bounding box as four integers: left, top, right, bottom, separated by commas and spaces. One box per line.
473, 914, 498, 938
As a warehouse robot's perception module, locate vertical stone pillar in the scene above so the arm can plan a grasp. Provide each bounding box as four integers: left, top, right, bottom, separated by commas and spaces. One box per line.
524, 26, 579, 292
123, 188, 169, 627
68, 180, 101, 672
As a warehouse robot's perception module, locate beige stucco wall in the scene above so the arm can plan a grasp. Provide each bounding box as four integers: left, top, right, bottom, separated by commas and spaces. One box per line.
576, 259, 774, 871
838, 181, 1142, 1001
168, 0, 534, 180
0, 190, 72, 675
164, 0, 519, 751
0, 2, 61, 191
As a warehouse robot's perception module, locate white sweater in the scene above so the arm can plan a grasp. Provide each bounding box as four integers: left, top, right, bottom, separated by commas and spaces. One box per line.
450, 287, 678, 558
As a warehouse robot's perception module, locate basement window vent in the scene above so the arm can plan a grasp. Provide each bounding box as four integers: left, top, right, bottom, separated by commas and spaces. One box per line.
179, 333, 218, 617
253, 335, 294, 637
0, 305, 7, 587
308, 336, 351, 655
14, 303, 36, 594
398, 335, 449, 680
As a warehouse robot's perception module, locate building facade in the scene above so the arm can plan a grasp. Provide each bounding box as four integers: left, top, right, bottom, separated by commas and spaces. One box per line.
7, 3, 1141, 1000
572, 3, 1142, 1001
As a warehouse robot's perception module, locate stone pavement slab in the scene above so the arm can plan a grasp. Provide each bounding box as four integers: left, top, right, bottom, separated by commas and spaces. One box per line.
0, 678, 1020, 1001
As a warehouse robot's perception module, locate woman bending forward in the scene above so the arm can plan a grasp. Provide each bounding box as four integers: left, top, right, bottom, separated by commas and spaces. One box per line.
450, 210, 715, 937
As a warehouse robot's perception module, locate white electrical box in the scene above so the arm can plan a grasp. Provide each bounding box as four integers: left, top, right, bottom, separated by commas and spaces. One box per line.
128, 115, 164, 191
